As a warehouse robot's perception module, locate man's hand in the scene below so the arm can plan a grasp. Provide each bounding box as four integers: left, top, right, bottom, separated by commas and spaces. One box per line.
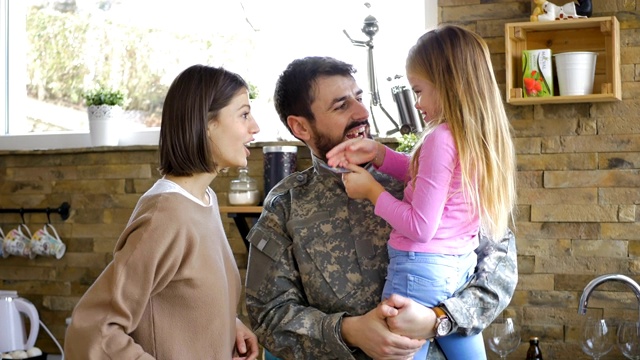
380, 294, 437, 340
233, 318, 260, 360
341, 306, 425, 359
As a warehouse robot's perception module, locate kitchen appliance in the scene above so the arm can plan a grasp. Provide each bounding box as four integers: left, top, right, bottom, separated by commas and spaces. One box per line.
0, 290, 40, 353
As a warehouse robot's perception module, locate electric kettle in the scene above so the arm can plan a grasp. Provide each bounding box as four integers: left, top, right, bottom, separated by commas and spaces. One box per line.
0, 290, 40, 353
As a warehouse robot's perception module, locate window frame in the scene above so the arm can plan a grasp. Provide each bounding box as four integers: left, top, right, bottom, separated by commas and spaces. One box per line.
0, 1, 436, 151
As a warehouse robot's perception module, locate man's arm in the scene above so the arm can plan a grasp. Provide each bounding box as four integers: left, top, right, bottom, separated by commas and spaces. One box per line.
245, 203, 354, 359
443, 228, 518, 335
383, 229, 517, 339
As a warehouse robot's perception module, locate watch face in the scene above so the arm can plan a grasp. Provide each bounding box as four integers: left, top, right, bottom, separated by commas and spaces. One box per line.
437, 318, 452, 336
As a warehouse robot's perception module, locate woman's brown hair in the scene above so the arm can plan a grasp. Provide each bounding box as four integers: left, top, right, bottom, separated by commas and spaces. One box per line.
158, 64, 248, 176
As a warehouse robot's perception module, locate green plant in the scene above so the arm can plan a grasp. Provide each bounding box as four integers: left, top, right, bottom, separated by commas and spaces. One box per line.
84, 87, 125, 107
396, 133, 418, 153
248, 82, 259, 100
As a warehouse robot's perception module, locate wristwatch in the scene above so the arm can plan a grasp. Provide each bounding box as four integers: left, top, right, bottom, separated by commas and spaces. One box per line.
433, 306, 452, 338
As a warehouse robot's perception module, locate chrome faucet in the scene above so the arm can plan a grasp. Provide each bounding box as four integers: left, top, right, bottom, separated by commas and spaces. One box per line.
579, 274, 640, 317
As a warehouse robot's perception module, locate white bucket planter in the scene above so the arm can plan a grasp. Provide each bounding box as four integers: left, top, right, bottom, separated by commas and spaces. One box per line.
87, 105, 123, 146
554, 51, 598, 96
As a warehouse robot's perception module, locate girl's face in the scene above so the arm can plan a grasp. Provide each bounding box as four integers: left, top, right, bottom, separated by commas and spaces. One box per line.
407, 72, 441, 123
208, 88, 260, 170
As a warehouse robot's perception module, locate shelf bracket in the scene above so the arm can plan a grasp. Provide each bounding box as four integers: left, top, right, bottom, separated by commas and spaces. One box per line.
510, 88, 523, 99
600, 20, 612, 35
513, 27, 525, 41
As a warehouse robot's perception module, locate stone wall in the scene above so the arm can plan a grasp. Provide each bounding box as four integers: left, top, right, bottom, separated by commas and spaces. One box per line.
438, 0, 639, 359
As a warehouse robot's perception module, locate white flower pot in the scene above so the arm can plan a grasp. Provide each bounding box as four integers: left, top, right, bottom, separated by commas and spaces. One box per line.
87, 105, 123, 146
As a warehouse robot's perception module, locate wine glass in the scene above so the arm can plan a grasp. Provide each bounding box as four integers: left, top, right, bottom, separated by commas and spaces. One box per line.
581, 317, 613, 359
487, 317, 521, 359
618, 320, 640, 359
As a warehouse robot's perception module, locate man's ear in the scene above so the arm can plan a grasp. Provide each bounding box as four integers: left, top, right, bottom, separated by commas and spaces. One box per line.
287, 115, 311, 141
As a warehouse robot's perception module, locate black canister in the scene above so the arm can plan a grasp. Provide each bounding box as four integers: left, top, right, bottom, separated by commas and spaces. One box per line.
392, 85, 424, 135
263, 146, 297, 196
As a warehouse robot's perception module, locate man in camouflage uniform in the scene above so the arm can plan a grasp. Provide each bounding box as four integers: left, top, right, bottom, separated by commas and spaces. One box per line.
245, 56, 518, 360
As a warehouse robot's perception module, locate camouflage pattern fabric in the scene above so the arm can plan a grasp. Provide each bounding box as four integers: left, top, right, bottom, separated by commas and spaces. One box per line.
245, 157, 518, 360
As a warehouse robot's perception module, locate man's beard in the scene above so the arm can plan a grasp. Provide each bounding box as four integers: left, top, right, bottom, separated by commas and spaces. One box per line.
311, 130, 340, 160
309, 120, 372, 161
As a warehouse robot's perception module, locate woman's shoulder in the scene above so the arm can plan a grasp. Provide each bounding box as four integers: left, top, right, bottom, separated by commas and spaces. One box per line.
134, 191, 211, 225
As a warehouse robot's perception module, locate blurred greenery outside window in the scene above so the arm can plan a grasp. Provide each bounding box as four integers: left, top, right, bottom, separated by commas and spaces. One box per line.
3, 0, 428, 142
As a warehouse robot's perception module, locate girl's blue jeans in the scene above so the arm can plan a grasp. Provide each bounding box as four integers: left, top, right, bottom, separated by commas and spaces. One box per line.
382, 245, 486, 360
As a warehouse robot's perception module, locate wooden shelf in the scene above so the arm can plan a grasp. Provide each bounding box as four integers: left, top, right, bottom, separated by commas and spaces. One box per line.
505, 16, 621, 105
219, 205, 262, 213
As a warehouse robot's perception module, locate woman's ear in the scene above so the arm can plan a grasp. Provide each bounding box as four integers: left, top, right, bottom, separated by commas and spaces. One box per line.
287, 115, 311, 141
206, 119, 218, 140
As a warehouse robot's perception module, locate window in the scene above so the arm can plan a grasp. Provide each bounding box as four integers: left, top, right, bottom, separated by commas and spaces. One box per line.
0, 0, 433, 150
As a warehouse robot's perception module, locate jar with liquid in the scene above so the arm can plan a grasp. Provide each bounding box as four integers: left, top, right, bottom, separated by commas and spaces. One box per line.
228, 167, 260, 206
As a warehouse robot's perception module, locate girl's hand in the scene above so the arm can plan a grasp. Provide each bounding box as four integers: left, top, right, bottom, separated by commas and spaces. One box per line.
341, 163, 385, 204
381, 294, 435, 340
233, 318, 260, 360
326, 138, 383, 168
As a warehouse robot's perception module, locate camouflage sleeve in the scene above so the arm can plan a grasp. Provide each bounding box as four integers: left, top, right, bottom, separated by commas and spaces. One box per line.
440, 228, 518, 336
244, 196, 356, 360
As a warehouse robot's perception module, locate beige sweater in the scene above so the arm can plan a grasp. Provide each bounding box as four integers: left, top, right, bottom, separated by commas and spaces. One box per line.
65, 182, 241, 359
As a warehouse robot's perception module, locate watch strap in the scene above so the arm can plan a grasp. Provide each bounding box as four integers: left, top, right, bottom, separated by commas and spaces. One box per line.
433, 306, 447, 319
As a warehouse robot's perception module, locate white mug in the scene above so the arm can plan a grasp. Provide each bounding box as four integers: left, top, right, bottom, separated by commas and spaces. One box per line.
3, 224, 33, 258
0, 227, 5, 258
31, 224, 66, 259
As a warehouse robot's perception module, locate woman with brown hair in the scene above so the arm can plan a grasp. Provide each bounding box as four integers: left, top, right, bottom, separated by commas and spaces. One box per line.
65, 64, 260, 360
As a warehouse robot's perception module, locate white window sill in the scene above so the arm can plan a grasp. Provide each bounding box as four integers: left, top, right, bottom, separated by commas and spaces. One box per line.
0, 128, 161, 150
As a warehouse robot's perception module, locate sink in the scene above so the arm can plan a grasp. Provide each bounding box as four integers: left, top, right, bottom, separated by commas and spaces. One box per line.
579, 273, 640, 318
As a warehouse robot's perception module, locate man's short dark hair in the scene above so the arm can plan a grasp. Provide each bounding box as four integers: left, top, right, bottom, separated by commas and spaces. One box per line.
273, 56, 357, 136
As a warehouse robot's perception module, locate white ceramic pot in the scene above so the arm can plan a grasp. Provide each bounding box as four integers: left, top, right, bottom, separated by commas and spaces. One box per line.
87, 105, 123, 146
554, 52, 598, 96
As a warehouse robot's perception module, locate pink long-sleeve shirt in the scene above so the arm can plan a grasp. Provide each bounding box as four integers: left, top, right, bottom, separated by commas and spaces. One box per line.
375, 123, 479, 255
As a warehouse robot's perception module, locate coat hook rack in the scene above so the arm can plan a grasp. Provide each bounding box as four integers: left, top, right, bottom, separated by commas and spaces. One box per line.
0, 202, 71, 221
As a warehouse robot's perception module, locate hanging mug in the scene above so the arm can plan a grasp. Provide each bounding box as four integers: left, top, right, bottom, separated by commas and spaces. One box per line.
3, 224, 34, 258
0, 228, 5, 258
31, 224, 66, 259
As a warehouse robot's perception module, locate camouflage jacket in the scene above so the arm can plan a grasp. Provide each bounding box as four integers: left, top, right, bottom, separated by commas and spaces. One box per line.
245, 157, 518, 360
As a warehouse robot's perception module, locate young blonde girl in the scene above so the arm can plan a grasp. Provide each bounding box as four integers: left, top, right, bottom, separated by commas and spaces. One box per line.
327, 25, 516, 359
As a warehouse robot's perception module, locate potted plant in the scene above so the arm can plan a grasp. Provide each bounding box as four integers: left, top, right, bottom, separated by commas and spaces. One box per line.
84, 87, 125, 146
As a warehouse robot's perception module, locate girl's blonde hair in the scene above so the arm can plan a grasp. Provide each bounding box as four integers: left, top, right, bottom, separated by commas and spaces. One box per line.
406, 24, 517, 240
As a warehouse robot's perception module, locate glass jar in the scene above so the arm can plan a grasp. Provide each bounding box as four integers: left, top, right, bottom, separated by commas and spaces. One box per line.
228, 167, 260, 206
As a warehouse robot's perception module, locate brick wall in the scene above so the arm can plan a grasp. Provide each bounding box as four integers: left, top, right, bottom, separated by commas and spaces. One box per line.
437, 0, 639, 359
